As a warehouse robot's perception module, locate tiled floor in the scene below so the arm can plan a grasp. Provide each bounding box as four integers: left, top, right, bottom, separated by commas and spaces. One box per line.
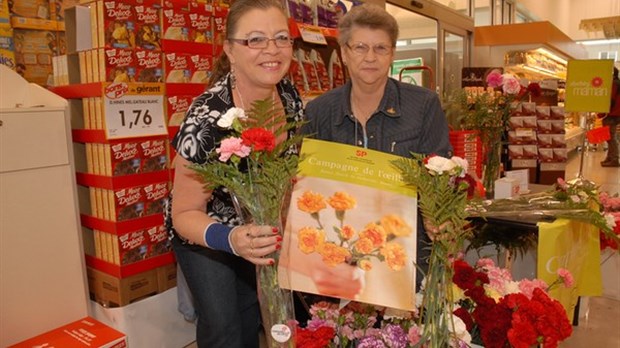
184, 147, 620, 348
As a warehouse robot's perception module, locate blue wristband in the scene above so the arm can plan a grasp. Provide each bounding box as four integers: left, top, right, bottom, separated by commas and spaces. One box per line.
204, 223, 234, 254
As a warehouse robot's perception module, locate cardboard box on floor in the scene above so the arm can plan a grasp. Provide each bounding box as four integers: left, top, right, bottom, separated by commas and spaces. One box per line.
8, 317, 127, 348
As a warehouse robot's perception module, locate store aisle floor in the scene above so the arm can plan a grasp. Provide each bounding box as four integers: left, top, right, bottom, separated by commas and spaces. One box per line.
184, 148, 620, 348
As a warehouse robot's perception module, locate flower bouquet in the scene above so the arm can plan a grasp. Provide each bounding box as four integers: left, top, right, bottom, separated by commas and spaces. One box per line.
446, 70, 542, 197
296, 300, 422, 348
452, 258, 574, 348
190, 98, 305, 347
599, 191, 620, 251
392, 154, 475, 347
466, 177, 620, 251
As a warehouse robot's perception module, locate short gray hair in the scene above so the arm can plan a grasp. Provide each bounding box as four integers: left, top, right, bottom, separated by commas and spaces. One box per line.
337, 4, 399, 47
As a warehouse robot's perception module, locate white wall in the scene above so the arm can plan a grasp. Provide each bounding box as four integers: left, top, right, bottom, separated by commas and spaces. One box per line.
517, 0, 620, 41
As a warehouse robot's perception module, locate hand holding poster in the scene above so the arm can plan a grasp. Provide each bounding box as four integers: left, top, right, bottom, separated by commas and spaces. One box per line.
278, 138, 418, 311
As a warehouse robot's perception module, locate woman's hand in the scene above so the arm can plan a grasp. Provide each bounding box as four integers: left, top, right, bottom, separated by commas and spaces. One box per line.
230, 224, 282, 266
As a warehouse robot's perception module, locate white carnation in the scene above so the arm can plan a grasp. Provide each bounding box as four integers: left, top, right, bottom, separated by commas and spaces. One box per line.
426, 156, 457, 175
604, 213, 617, 229
451, 156, 469, 177
217, 107, 246, 128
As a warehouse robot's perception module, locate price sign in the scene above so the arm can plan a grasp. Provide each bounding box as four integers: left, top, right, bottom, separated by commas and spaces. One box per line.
299, 25, 327, 45
103, 82, 167, 139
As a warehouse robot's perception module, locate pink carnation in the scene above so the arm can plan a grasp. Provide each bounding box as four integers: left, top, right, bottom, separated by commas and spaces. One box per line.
408, 325, 422, 346
502, 74, 521, 94
486, 71, 503, 88
557, 268, 575, 288
518, 278, 548, 299
216, 137, 251, 162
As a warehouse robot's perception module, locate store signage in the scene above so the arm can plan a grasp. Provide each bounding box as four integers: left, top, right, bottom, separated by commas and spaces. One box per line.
564, 59, 614, 113
391, 58, 424, 86
298, 25, 327, 45
103, 82, 166, 140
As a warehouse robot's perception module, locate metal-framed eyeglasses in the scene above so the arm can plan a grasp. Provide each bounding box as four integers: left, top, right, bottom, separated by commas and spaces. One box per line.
228, 34, 294, 49
345, 42, 393, 56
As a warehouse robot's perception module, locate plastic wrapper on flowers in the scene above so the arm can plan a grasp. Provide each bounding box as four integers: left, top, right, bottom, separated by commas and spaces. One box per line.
465, 178, 620, 251
190, 98, 305, 347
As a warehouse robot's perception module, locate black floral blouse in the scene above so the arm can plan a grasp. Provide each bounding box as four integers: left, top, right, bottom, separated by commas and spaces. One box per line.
165, 73, 305, 243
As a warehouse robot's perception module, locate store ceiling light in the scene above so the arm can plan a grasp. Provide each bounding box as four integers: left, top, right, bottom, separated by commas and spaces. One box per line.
579, 16, 620, 39
579, 38, 620, 45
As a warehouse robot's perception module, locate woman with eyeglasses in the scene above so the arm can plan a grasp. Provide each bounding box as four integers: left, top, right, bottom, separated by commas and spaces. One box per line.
301, 4, 452, 295
165, 0, 303, 346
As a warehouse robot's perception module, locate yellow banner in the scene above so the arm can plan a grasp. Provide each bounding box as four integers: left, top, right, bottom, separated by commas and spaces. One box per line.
298, 138, 417, 197
564, 59, 614, 113
537, 219, 602, 320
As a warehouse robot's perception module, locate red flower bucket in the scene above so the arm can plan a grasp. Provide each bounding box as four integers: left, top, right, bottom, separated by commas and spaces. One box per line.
586, 126, 611, 144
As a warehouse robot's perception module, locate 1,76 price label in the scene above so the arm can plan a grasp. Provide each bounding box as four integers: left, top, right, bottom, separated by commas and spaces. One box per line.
104, 93, 166, 139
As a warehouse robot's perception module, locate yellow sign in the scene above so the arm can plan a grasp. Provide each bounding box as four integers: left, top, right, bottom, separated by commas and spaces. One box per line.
564, 59, 614, 113
537, 219, 602, 320
298, 138, 417, 197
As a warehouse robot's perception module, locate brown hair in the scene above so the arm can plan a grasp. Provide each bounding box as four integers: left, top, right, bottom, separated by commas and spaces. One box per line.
208, 0, 287, 87
337, 4, 399, 47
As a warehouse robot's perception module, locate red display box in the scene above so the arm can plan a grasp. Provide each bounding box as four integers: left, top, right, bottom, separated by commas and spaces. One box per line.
9, 317, 127, 348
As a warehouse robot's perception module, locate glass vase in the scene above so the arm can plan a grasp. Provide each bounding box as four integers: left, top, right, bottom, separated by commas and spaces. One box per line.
482, 132, 503, 199
417, 241, 455, 347
231, 192, 297, 347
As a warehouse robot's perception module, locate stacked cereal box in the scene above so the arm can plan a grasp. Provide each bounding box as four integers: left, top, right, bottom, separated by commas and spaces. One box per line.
50, 1, 176, 308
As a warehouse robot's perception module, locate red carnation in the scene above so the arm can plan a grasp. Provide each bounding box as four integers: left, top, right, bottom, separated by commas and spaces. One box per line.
453, 307, 475, 331
241, 127, 276, 152
527, 83, 542, 97
452, 259, 477, 290
296, 326, 335, 348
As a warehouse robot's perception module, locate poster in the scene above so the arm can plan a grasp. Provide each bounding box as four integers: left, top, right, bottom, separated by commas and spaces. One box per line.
564, 59, 614, 113
278, 139, 418, 311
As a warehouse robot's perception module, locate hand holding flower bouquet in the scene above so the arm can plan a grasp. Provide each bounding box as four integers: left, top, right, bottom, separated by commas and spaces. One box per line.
190, 98, 305, 347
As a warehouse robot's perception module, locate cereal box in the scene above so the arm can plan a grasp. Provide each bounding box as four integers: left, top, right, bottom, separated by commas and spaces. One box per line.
212, 5, 227, 54
162, 0, 189, 41
0, 24, 15, 70
12, 29, 55, 86
51, 0, 81, 21
103, 47, 136, 82
134, 48, 163, 82
134, 0, 162, 50
166, 94, 193, 126
108, 186, 144, 221
143, 181, 169, 216
0, 0, 9, 23
145, 225, 172, 258
102, 141, 141, 176
140, 138, 168, 172
188, 1, 213, 44
102, 1, 136, 49
9, 0, 50, 19
114, 229, 150, 265
189, 53, 211, 83
164, 51, 191, 82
